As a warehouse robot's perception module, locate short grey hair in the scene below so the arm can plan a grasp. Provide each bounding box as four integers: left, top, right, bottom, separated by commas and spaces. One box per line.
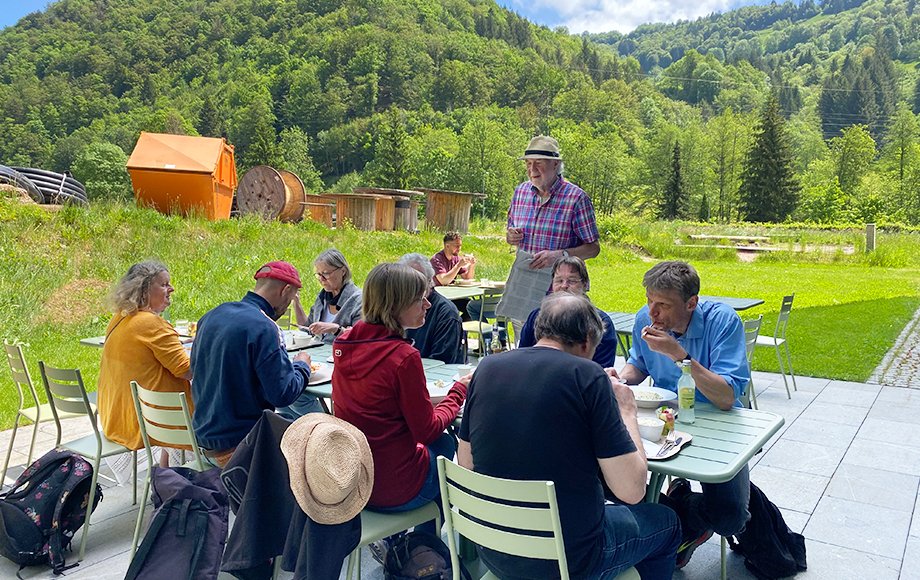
643, 261, 700, 302
315, 248, 352, 283
110, 260, 169, 315
534, 293, 604, 348
397, 253, 435, 280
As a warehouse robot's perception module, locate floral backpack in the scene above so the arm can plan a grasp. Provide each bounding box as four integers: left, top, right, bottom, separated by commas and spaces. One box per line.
0, 449, 103, 576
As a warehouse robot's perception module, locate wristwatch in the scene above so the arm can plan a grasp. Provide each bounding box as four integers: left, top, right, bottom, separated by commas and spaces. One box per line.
561, 249, 569, 258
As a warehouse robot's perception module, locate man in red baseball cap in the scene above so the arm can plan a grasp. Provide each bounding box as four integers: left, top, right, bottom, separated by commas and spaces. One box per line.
190, 260, 323, 466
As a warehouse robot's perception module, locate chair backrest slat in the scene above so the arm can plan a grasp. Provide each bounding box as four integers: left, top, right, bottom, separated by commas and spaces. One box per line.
775, 294, 794, 335
451, 510, 561, 559
38, 362, 97, 446
4, 341, 41, 411
438, 457, 569, 580
130, 381, 202, 468
446, 481, 555, 532
743, 316, 762, 362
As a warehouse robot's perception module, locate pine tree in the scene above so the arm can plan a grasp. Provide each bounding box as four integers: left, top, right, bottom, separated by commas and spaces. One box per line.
198, 94, 224, 138
660, 141, 687, 219
739, 95, 800, 222
698, 192, 711, 222
373, 108, 409, 189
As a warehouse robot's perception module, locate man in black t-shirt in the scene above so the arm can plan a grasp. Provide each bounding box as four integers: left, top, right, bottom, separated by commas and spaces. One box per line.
458, 293, 680, 579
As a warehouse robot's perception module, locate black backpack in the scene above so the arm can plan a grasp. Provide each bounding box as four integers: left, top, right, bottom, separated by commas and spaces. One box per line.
728, 482, 807, 579
0, 449, 103, 576
125, 466, 229, 580
383, 531, 472, 580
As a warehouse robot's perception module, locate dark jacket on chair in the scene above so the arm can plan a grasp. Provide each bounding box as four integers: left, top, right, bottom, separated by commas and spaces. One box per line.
220, 411, 361, 580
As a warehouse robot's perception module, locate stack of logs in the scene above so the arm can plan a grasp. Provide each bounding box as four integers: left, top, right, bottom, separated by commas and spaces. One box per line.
235, 166, 485, 233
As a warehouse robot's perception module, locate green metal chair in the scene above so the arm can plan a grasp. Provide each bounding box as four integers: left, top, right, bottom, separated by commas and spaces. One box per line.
437, 457, 639, 580
2, 341, 97, 487
344, 502, 441, 580
462, 289, 504, 359
39, 361, 136, 561
755, 294, 797, 398
741, 315, 763, 410
129, 380, 208, 558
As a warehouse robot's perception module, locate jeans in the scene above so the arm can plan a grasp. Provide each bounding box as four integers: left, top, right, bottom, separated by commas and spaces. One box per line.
592, 502, 682, 579
366, 432, 456, 535
684, 465, 751, 536
276, 391, 325, 420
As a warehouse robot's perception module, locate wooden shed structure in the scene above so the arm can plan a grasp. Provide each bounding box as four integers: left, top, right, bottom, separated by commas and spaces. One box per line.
354, 187, 422, 232
301, 194, 336, 227
417, 188, 485, 234
126, 132, 237, 220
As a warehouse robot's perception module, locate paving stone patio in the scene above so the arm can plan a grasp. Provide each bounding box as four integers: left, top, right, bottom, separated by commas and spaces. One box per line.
0, 362, 917, 579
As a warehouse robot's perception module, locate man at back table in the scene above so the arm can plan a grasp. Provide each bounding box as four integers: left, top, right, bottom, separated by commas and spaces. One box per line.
611, 260, 751, 569
191, 261, 319, 466
430, 231, 476, 287
506, 135, 600, 270
459, 293, 680, 579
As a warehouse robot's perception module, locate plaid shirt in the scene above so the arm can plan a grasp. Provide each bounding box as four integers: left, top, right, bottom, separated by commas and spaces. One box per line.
507, 176, 599, 254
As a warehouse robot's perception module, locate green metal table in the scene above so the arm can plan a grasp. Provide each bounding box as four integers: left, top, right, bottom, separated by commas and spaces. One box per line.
644, 404, 784, 502
435, 285, 486, 301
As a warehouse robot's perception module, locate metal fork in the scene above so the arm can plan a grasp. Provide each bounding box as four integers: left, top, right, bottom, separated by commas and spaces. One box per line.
656, 430, 678, 457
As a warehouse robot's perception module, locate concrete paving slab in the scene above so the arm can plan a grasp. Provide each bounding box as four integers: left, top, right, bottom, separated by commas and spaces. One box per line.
750, 464, 829, 513
814, 385, 879, 408
823, 463, 918, 512
758, 438, 848, 478
842, 438, 920, 477
781, 417, 859, 449
793, 539, 900, 580
900, 536, 920, 580
799, 401, 869, 426
805, 496, 910, 560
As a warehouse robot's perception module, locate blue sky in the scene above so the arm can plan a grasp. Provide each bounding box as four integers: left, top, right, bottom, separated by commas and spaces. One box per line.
2, 0, 780, 34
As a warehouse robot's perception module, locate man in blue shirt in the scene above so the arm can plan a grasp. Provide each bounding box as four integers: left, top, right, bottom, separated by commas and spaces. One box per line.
191, 261, 318, 466
612, 260, 750, 569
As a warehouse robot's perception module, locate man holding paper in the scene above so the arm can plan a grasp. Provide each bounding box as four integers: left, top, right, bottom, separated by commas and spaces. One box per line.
506, 135, 600, 269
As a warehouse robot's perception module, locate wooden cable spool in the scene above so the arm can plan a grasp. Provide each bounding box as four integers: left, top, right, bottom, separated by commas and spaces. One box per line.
236, 165, 306, 222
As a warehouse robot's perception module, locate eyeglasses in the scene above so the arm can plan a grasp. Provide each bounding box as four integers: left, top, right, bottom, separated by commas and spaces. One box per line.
314, 267, 342, 281
552, 277, 583, 286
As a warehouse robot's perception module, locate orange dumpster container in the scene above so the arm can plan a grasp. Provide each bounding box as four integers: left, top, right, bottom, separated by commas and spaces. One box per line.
126, 132, 238, 220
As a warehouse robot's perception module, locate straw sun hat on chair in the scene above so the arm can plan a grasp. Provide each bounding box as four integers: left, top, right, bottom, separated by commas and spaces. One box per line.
280, 414, 374, 525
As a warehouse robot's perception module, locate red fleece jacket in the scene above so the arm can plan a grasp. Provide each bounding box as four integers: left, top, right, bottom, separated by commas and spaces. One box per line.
331, 321, 466, 506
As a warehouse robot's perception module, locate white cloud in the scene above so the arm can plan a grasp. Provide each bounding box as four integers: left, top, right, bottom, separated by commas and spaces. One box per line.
512, 0, 745, 34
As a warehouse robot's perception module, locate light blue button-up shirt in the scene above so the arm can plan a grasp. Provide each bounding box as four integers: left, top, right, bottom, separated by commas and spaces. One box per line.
627, 300, 750, 406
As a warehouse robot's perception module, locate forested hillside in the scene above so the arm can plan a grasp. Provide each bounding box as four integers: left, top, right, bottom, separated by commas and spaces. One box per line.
2, 0, 920, 225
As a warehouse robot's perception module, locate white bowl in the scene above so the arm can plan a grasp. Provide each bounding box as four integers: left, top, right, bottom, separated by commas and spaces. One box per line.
637, 417, 664, 442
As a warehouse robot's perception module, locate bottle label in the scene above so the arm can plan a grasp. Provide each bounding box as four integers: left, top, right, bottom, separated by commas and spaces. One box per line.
679, 387, 695, 410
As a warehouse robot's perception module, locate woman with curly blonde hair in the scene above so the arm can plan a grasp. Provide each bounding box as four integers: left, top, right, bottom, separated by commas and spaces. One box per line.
98, 260, 193, 454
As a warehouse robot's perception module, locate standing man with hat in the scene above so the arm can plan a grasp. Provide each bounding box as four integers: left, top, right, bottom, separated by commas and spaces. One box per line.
191, 261, 321, 466
506, 135, 601, 270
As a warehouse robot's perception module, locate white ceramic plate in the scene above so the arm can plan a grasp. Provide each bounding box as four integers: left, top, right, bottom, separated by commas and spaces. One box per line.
629, 386, 677, 408
455, 279, 478, 287
427, 380, 452, 404
308, 363, 332, 385
642, 430, 692, 461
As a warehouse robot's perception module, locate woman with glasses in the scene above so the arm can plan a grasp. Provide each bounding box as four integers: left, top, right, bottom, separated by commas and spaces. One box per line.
517, 256, 618, 367
293, 248, 362, 344
332, 263, 469, 551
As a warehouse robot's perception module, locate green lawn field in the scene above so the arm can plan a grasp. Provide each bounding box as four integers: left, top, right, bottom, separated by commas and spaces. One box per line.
1, 198, 917, 429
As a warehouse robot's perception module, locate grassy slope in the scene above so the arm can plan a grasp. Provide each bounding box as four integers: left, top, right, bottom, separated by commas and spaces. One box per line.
1, 199, 918, 428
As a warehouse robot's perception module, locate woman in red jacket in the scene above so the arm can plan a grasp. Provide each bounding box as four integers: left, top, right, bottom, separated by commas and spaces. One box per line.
332, 263, 468, 536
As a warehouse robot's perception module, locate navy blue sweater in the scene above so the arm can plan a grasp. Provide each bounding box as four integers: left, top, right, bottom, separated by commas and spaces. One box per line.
191, 292, 310, 450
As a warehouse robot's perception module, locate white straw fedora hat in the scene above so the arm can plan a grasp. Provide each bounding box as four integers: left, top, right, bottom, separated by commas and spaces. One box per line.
280, 414, 374, 525
519, 135, 562, 160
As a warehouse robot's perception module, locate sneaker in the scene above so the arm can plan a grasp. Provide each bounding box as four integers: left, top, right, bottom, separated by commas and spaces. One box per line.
675, 528, 714, 569
368, 539, 388, 566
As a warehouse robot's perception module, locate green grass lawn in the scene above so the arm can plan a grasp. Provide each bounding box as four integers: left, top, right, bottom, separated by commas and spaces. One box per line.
0, 198, 918, 429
